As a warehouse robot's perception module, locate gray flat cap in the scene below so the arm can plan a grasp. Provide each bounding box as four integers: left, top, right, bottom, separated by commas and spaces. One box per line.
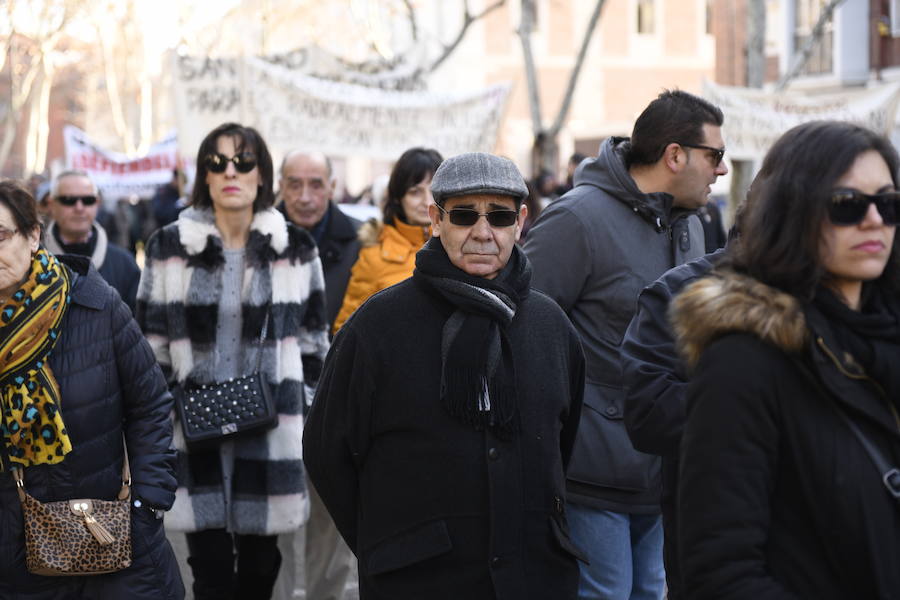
430, 152, 528, 205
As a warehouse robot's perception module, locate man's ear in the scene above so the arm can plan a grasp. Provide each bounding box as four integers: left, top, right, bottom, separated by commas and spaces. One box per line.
428, 203, 442, 237
663, 142, 685, 173
514, 203, 528, 242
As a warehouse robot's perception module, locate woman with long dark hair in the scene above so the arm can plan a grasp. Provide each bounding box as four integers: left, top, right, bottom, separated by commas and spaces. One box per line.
672, 120, 900, 598
333, 146, 443, 332
136, 123, 329, 600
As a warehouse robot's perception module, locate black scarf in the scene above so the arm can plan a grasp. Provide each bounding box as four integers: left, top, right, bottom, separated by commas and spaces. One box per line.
813, 285, 900, 404
413, 237, 532, 436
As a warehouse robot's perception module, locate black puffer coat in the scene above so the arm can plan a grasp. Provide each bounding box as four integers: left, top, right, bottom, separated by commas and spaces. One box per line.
672, 270, 900, 600
0, 255, 183, 600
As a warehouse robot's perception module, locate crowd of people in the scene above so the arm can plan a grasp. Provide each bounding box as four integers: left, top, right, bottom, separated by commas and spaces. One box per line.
0, 87, 898, 600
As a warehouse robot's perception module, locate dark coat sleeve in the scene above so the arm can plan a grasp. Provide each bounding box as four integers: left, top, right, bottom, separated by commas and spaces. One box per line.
303, 325, 374, 553
678, 334, 799, 600
561, 327, 585, 471
111, 295, 178, 510
621, 279, 687, 456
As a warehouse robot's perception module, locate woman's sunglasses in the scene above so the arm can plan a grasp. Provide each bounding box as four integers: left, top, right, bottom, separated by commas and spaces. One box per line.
437, 205, 519, 227
828, 189, 900, 226
205, 152, 257, 174
56, 195, 98, 207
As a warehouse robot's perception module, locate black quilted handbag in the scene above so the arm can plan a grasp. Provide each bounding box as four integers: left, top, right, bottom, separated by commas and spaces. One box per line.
174, 309, 277, 448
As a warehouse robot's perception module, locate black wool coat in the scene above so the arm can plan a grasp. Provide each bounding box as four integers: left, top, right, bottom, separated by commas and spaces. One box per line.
304, 277, 586, 600
0, 256, 182, 600
672, 271, 900, 600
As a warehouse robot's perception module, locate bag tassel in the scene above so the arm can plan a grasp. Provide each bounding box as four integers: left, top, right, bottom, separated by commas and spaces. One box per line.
81, 512, 116, 546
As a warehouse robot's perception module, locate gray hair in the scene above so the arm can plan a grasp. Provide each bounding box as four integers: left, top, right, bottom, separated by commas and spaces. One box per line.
51, 170, 99, 198
280, 150, 334, 181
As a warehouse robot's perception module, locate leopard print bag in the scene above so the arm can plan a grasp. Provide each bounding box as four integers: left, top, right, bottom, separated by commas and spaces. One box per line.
12, 449, 133, 575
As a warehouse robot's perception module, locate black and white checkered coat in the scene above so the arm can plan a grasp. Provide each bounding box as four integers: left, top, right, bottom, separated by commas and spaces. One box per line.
136, 206, 329, 535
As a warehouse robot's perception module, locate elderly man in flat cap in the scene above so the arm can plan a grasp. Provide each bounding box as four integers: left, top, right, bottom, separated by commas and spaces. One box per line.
304, 152, 587, 600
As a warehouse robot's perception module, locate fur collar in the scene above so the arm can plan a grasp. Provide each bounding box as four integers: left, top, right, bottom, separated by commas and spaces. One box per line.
670, 269, 809, 367
176, 206, 289, 256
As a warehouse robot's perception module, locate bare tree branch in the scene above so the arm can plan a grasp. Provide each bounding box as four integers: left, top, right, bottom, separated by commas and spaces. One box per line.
517, 0, 543, 137
548, 0, 607, 136
427, 0, 506, 74
402, 0, 418, 42
776, 0, 845, 92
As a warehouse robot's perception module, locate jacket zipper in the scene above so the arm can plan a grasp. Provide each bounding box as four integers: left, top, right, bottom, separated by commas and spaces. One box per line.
815, 336, 900, 433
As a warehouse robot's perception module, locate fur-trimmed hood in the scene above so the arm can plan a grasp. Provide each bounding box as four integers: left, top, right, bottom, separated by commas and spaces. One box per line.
670, 269, 809, 368
358, 218, 382, 248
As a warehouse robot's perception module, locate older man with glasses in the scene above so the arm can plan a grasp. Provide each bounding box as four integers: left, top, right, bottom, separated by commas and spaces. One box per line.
304, 152, 587, 600
43, 170, 141, 310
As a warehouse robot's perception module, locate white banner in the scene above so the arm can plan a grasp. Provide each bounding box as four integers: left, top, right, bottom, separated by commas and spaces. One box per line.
703, 81, 900, 160
172, 53, 511, 161
63, 126, 178, 204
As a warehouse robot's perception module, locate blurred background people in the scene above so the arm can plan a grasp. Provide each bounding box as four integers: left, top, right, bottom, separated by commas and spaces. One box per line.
0, 179, 182, 599
672, 121, 900, 599
333, 146, 443, 332
152, 168, 187, 229
42, 170, 141, 310
276, 149, 360, 600
136, 123, 329, 600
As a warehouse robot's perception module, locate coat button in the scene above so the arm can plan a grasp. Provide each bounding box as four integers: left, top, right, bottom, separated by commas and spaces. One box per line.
605, 406, 617, 417
490, 556, 501, 568
488, 447, 499, 461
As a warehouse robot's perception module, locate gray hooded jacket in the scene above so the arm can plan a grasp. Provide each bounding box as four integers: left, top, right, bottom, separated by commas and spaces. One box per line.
524, 137, 705, 513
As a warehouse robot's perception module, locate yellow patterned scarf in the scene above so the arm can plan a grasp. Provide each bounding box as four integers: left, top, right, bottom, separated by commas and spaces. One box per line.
0, 248, 72, 467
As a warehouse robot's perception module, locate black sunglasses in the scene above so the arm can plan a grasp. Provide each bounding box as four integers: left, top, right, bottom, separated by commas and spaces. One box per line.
205, 152, 257, 174
437, 205, 519, 227
828, 188, 900, 226
56, 195, 98, 207
676, 142, 725, 166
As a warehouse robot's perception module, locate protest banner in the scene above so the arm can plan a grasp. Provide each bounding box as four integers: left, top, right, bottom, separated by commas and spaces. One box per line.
703, 81, 900, 161
63, 126, 178, 204
172, 53, 511, 161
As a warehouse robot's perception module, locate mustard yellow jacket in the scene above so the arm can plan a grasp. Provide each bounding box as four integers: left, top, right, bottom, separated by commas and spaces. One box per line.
333, 218, 429, 333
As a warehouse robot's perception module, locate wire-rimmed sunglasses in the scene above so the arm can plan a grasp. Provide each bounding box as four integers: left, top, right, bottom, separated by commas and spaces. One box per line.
204, 152, 257, 174
828, 188, 900, 226
437, 204, 519, 227
675, 142, 726, 167
56, 195, 98, 207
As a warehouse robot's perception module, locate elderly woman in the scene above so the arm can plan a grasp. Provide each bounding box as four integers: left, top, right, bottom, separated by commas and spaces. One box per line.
333, 147, 442, 332
136, 123, 329, 600
672, 121, 900, 599
0, 180, 183, 599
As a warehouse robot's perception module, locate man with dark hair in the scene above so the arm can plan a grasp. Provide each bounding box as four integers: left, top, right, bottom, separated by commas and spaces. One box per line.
43, 170, 141, 310
277, 150, 360, 600
304, 152, 586, 600
524, 89, 728, 600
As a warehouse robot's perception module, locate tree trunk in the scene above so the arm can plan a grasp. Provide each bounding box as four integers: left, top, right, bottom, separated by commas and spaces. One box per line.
728, 0, 767, 223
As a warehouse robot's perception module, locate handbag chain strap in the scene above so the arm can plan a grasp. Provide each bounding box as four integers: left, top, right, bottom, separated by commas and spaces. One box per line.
253, 306, 270, 375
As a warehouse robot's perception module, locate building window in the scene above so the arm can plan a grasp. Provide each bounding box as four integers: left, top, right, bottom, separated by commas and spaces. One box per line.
637, 0, 656, 35
793, 0, 833, 75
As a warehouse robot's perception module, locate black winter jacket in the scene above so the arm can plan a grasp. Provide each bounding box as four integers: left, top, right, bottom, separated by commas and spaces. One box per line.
672, 271, 900, 600
304, 277, 586, 600
620, 247, 724, 599
0, 255, 182, 600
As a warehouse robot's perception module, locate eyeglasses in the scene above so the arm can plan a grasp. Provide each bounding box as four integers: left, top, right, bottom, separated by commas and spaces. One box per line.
0, 228, 18, 244
828, 188, 900, 226
205, 152, 257, 174
676, 142, 726, 167
56, 195, 98, 207
437, 204, 519, 227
